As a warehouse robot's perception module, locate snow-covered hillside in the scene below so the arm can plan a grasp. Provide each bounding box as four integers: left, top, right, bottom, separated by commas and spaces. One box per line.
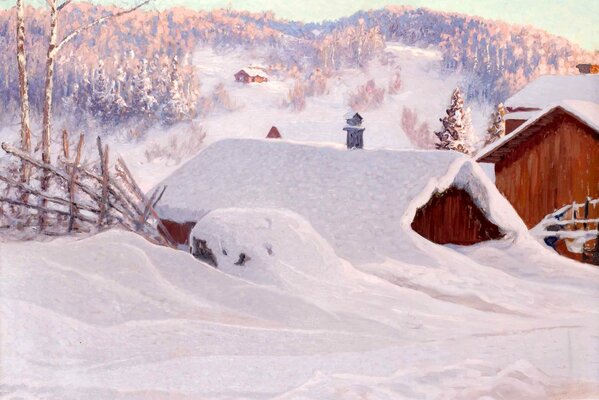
192, 44, 490, 147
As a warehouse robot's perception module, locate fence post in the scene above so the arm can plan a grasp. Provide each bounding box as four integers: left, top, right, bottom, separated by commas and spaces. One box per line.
583, 197, 590, 231
97, 137, 109, 227
68, 134, 84, 232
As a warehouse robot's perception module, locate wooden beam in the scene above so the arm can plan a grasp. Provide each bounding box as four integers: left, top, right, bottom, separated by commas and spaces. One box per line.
68, 134, 84, 232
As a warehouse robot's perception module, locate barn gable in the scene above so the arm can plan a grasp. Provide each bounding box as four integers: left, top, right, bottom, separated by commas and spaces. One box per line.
477, 101, 599, 228
411, 187, 503, 245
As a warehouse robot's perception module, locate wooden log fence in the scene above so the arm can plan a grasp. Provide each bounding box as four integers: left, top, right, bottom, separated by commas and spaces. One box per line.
0, 134, 174, 246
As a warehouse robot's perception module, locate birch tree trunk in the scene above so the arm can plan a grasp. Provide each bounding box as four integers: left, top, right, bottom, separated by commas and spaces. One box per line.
39, 0, 59, 228
42, 0, 58, 169
16, 0, 32, 186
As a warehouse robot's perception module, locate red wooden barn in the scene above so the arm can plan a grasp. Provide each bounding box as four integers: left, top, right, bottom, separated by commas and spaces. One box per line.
478, 100, 599, 229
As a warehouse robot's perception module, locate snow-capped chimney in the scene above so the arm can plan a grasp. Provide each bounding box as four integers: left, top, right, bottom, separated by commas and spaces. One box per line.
576, 63, 599, 74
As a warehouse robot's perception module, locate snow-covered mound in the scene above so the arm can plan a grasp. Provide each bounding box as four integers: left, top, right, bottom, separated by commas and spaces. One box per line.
156, 138, 526, 263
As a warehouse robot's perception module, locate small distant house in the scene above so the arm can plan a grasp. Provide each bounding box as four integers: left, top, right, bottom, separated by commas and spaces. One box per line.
234, 67, 269, 84
503, 74, 599, 134
343, 112, 365, 149
576, 64, 599, 74
477, 100, 599, 228
266, 126, 281, 139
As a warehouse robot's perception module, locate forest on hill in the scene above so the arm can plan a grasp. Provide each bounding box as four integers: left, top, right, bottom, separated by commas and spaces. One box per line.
0, 3, 597, 130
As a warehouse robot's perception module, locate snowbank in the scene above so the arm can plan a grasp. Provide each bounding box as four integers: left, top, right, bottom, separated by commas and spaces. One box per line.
3, 228, 599, 399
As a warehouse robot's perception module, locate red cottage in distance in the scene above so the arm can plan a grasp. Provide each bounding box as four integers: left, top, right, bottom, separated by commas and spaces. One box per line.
234, 67, 269, 84
266, 126, 281, 139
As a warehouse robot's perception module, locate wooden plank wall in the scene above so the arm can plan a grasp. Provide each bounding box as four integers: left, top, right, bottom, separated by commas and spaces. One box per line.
495, 112, 599, 228
411, 187, 504, 245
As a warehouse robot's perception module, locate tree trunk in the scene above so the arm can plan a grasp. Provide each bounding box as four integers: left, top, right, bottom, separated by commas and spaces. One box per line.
39, 0, 59, 229
16, 0, 32, 188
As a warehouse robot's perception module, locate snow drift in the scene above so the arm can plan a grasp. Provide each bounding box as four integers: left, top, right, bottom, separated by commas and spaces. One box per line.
3, 227, 599, 399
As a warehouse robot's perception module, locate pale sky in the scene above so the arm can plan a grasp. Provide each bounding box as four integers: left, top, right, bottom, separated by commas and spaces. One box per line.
3, 0, 598, 50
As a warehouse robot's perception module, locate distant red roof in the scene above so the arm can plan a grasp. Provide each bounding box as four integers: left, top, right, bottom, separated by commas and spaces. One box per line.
266, 126, 281, 139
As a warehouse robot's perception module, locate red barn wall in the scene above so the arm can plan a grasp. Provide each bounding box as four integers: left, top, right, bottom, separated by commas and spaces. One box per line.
505, 118, 526, 134
495, 112, 599, 228
411, 187, 503, 245
159, 219, 197, 245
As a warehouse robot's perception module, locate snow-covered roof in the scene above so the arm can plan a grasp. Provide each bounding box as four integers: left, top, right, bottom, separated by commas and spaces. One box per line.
155, 139, 526, 262
504, 75, 599, 110
477, 100, 599, 163
504, 110, 541, 121
237, 67, 269, 78
344, 111, 362, 119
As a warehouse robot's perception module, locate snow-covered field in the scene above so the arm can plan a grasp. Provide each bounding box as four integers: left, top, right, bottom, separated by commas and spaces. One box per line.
2, 216, 599, 399
2, 138, 599, 399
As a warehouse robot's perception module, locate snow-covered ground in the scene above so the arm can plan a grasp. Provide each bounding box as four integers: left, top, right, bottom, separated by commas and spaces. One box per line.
2, 138, 599, 399
2, 215, 599, 399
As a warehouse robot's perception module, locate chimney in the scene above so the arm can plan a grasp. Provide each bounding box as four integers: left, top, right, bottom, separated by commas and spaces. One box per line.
576, 63, 599, 74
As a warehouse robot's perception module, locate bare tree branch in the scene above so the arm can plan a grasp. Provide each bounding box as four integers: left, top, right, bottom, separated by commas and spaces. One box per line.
56, 0, 150, 53
57, 0, 71, 11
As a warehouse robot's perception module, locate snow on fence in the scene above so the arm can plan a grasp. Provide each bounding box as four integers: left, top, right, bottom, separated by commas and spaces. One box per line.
534, 197, 599, 263
0, 132, 175, 246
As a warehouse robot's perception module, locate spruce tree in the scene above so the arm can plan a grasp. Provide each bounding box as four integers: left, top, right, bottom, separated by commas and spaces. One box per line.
131, 59, 157, 119
88, 61, 114, 124
435, 87, 476, 155
162, 56, 191, 125
483, 103, 506, 146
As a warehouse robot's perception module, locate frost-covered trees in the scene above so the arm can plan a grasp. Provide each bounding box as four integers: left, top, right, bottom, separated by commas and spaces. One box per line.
131, 59, 157, 119
88, 61, 115, 123
161, 56, 192, 125
483, 103, 506, 146
435, 88, 477, 155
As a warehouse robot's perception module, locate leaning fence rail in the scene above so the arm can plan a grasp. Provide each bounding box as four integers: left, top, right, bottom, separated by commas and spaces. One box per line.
0, 133, 175, 246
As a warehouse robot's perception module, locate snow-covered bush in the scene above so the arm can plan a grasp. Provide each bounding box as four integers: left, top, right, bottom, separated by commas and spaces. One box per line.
388, 71, 402, 94
144, 122, 206, 165
305, 69, 329, 97
211, 83, 239, 112
348, 80, 385, 111
401, 107, 434, 149
286, 81, 306, 112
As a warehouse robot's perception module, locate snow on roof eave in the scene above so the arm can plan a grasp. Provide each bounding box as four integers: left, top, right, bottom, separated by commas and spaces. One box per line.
476, 101, 599, 163
402, 157, 528, 240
